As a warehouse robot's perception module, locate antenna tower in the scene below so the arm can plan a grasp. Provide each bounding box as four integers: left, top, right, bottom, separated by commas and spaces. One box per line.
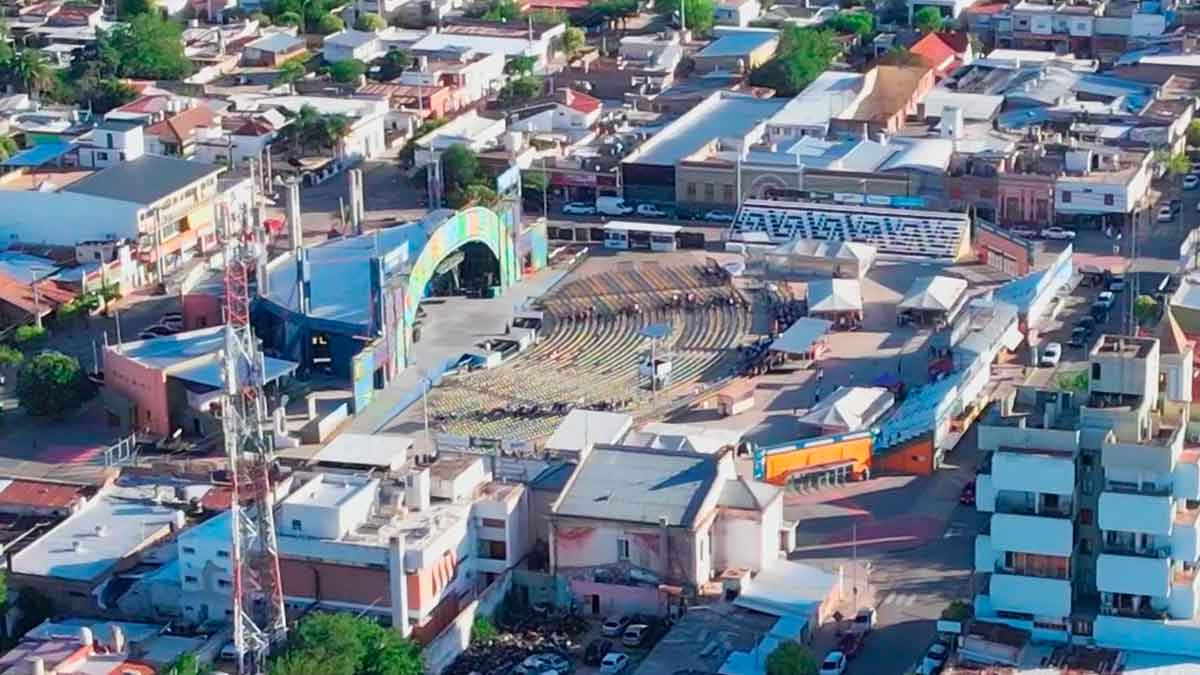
219, 164, 287, 675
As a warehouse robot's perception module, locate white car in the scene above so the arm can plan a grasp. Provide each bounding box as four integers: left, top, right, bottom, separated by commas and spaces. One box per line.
1040, 226, 1076, 240
704, 210, 734, 222
1097, 290, 1116, 308
1040, 342, 1062, 368
1159, 205, 1176, 223
636, 203, 668, 218
920, 642, 950, 675
562, 202, 597, 215
600, 653, 630, 674
819, 651, 848, 675
1185, 174, 1200, 191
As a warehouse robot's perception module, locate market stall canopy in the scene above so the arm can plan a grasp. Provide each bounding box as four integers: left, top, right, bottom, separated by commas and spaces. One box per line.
899, 275, 968, 312
808, 278, 863, 314
770, 317, 834, 355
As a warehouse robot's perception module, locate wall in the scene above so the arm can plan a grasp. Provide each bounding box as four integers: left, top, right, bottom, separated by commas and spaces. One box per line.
0, 191, 141, 246
754, 431, 874, 485
997, 172, 1055, 226
713, 507, 764, 572
104, 347, 172, 436
875, 434, 936, 475
569, 579, 665, 617
975, 222, 1036, 276
423, 572, 512, 675
551, 516, 701, 587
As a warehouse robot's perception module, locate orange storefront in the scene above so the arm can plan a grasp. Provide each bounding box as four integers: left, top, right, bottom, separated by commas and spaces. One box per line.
753, 430, 874, 486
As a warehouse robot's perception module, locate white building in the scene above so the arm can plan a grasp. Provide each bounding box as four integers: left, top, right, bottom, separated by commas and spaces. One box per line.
77, 119, 146, 169
974, 326, 1200, 658
1054, 147, 1153, 222
323, 29, 382, 63
243, 95, 389, 161
714, 0, 762, 27
412, 110, 507, 167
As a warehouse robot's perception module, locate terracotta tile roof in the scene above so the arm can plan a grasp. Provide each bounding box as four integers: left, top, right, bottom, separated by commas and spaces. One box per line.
145, 106, 217, 144
910, 32, 960, 75
113, 94, 173, 115
524, 0, 590, 9
0, 272, 76, 318
0, 480, 90, 509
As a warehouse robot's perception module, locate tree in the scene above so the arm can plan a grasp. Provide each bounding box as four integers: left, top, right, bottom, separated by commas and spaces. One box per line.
562, 26, 585, 57
276, 10, 303, 26
656, 0, 716, 33
164, 653, 212, 675
329, 59, 366, 83
522, 169, 549, 200
16, 351, 91, 417
269, 612, 421, 675
118, 0, 155, 16
251, 10, 273, 24
1134, 294, 1159, 325
878, 46, 928, 67
1156, 149, 1192, 178
285, 104, 322, 153
65, 61, 137, 114
316, 12, 345, 33
277, 57, 309, 84
443, 144, 481, 195
941, 599, 971, 621
747, 27, 841, 96
481, 0, 521, 21
826, 10, 874, 36
378, 49, 412, 79
11, 50, 54, 99
505, 54, 537, 76
766, 642, 818, 675
355, 13, 386, 30
913, 6, 944, 32
500, 75, 543, 102
319, 114, 352, 149
1188, 120, 1200, 148
471, 615, 498, 644
0, 136, 17, 162
12, 324, 46, 349
102, 13, 193, 79
1057, 369, 1089, 394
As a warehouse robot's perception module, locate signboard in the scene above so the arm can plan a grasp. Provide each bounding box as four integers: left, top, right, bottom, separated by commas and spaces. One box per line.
351, 345, 375, 414
834, 193, 866, 205
866, 195, 892, 206
890, 196, 927, 208
550, 171, 598, 188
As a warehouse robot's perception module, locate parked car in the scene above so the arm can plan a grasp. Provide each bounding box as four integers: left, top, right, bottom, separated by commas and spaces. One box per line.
1159, 205, 1176, 223
1040, 342, 1062, 367
562, 202, 597, 215
161, 316, 184, 330
852, 607, 877, 633
1010, 226, 1040, 238
596, 197, 634, 216
1076, 316, 1096, 332
1090, 300, 1110, 321
145, 325, 177, 336
1185, 174, 1199, 191
161, 311, 183, 322
959, 479, 976, 505
819, 650, 848, 675
704, 210, 734, 222
1097, 290, 1116, 308
836, 632, 864, 658
137, 331, 160, 340
636, 203, 668, 218
599, 653, 629, 674
622, 624, 651, 647
602, 616, 631, 637
1107, 275, 1126, 293
920, 642, 950, 675
1040, 226, 1076, 240
517, 653, 572, 675
585, 639, 613, 666
1069, 326, 1090, 349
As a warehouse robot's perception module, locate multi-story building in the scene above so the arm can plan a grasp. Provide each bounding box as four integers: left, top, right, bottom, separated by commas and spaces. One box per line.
975, 322, 1200, 657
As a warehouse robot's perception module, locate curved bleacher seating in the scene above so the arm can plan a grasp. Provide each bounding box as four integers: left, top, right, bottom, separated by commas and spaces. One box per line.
730, 200, 969, 259
424, 264, 751, 441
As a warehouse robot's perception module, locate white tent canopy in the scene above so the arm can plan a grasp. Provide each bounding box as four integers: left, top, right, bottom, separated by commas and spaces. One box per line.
764, 238, 877, 278
799, 386, 895, 431
808, 278, 863, 314
770, 317, 833, 355
899, 275, 968, 313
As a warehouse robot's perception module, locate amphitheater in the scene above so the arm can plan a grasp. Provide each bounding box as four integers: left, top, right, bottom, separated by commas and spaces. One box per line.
424, 259, 753, 441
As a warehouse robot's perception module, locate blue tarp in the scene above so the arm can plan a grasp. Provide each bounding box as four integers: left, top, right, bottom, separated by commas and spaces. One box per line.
1, 142, 73, 167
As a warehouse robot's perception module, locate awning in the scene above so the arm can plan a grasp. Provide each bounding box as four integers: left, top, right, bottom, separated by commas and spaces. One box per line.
770, 317, 833, 356
808, 278, 863, 314
1, 142, 73, 167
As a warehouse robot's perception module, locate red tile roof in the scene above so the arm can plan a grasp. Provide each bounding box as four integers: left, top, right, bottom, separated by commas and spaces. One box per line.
0, 273, 76, 319
146, 106, 217, 144
0, 480, 89, 509
524, 0, 590, 9
965, 2, 1007, 14
113, 94, 173, 115
909, 32, 967, 77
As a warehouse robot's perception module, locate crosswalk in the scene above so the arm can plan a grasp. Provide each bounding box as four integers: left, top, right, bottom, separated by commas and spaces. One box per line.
879, 593, 919, 607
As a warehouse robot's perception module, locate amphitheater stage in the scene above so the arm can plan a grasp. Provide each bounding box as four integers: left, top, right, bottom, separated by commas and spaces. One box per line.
346, 266, 570, 438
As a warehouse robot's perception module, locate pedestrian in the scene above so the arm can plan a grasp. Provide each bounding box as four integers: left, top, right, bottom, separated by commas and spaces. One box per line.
816, 367, 824, 384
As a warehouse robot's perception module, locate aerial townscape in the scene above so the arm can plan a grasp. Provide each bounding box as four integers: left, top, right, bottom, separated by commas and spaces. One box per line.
5, 0, 1200, 673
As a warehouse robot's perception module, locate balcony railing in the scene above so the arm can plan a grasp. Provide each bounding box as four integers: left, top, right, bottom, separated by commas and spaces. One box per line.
994, 500, 1073, 518
995, 564, 1070, 581
1106, 481, 1173, 497
1099, 604, 1168, 620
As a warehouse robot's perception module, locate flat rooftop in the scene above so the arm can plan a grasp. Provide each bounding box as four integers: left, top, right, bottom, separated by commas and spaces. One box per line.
9, 482, 179, 582
695, 28, 779, 59
626, 91, 788, 167
287, 474, 377, 509
1091, 334, 1155, 359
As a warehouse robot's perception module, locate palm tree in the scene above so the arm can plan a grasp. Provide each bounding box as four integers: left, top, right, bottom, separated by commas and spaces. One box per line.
320, 114, 351, 151
285, 104, 321, 155
12, 50, 54, 100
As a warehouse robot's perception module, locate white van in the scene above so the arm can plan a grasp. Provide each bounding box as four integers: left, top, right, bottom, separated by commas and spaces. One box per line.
596, 196, 634, 216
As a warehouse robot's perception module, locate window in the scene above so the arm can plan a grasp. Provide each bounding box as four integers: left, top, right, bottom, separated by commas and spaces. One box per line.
217, 579, 230, 588
185, 575, 198, 583
183, 546, 196, 555
686, 182, 696, 198
96, 151, 109, 161
1079, 538, 1092, 555
1079, 508, 1093, 525
1035, 199, 1048, 222
1104, 194, 1114, 206
481, 518, 506, 529
722, 185, 734, 203
291, 519, 303, 532
1062, 190, 1072, 203
217, 549, 230, 559
1092, 363, 1101, 380
479, 539, 507, 560
704, 183, 715, 200
617, 537, 630, 560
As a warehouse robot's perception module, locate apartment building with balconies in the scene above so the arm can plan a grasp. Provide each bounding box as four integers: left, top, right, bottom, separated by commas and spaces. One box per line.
974, 328, 1200, 657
